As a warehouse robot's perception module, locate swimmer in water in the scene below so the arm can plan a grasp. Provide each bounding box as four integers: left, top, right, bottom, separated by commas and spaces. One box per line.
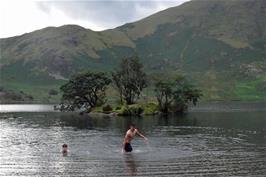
62, 144, 68, 155
122, 124, 148, 153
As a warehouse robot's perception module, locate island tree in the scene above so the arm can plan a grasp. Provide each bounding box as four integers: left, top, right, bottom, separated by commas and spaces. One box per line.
154, 75, 202, 113
60, 71, 111, 111
154, 80, 175, 113
112, 56, 147, 105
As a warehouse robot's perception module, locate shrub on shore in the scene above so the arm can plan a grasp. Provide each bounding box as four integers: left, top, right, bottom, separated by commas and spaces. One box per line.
90, 102, 159, 116
102, 104, 113, 113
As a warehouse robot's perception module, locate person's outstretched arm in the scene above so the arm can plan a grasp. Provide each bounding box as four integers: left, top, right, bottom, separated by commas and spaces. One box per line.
136, 129, 148, 141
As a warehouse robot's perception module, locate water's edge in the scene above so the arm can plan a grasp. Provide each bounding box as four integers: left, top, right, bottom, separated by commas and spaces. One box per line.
1, 102, 265, 113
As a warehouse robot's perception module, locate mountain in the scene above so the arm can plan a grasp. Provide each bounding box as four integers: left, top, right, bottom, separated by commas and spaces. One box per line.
0, 0, 266, 102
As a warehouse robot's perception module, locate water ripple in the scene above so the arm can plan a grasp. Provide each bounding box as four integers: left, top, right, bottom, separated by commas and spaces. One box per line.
0, 112, 265, 176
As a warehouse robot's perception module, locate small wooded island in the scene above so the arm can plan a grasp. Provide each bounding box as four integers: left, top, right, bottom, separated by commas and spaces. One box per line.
59, 56, 202, 116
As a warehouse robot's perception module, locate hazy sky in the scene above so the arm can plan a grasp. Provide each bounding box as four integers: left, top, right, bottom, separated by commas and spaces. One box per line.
0, 0, 189, 38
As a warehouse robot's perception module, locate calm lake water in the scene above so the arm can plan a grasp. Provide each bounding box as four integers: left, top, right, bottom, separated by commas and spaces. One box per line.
0, 103, 266, 176
0, 104, 55, 113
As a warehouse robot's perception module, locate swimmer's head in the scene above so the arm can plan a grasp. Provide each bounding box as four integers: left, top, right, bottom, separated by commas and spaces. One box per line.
62, 144, 68, 154
129, 124, 135, 130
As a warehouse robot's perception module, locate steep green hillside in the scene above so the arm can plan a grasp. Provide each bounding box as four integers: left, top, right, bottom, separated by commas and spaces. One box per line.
121, 0, 266, 46
0, 0, 265, 102
0, 25, 135, 77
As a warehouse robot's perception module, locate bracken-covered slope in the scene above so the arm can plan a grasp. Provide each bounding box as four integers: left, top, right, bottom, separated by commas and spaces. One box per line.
0, 0, 266, 102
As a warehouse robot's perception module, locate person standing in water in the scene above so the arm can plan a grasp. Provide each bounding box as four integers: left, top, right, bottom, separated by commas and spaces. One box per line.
62, 144, 68, 156
122, 124, 148, 152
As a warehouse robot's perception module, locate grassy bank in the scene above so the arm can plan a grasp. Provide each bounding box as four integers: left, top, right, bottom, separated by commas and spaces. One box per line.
91, 102, 159, 116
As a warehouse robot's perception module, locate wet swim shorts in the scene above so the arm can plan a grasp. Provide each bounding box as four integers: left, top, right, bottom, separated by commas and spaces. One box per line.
124, 143, 133, 152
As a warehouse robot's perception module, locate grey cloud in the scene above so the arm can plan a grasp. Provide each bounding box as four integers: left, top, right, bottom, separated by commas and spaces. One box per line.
37, 1, 188, 30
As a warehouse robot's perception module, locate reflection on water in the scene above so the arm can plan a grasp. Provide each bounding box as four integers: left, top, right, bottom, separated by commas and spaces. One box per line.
0, 104, 55, 112
189, 101, 266, 112
0, 109, 266, 176
124, 153, 137, 176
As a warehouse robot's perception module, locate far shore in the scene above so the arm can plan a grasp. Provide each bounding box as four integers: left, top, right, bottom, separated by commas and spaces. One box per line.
1, 101, 265, 114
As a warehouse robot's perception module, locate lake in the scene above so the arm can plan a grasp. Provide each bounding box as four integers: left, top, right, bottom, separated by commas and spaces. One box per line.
0, 103, 266, 176
0, 104, 55, 113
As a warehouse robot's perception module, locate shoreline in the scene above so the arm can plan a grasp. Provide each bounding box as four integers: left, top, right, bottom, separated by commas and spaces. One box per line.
0, 101, 265, 114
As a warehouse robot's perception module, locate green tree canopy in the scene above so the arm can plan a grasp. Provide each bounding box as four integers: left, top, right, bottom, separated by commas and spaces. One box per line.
154, 80, 175, 113
112, 55, 147, 105
154, 75, 202, 113
60, 71, 111, 111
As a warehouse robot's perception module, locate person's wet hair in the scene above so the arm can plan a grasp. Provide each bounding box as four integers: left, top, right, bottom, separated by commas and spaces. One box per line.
130, 124, 135, 128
